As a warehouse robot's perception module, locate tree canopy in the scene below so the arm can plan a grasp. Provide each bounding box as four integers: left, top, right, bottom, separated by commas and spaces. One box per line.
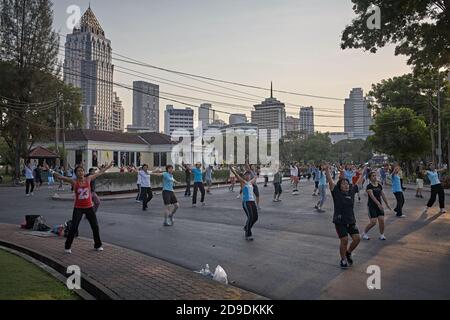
341, 0, 450, 72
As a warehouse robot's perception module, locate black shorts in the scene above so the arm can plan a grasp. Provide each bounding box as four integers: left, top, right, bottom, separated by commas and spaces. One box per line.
274, 183, 282, 195
162, 191, 178, 205
368, 206, 384, 218
335, 224, 360, 239
314, 181, 319, 188
252, 184, 260, 197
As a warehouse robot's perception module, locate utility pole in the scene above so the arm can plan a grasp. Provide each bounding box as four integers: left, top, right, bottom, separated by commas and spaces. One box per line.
61, 95, 66, 167
437, 77, 442, 168
55, 97, 60, 166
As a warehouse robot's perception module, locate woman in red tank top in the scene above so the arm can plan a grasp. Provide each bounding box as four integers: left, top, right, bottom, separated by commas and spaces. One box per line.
49, 162, 113, 254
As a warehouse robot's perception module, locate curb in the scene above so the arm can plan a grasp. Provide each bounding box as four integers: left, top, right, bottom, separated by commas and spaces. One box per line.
0, 239, 120, 300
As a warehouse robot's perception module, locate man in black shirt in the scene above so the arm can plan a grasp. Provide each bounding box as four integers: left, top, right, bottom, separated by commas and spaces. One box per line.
182, 163, 192, 197
325, 163, 364, 269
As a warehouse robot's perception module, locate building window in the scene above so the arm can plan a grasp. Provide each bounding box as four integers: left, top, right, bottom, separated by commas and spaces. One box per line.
113, 151, 118, 167
92, 150, 98, 167
75, 150, 83, 166
153, 152, 167, 167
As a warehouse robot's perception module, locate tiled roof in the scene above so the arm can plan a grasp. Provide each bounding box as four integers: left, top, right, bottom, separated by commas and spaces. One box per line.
138, 132, 178, 145
63, 129, 178, 146
28, 146, 59, 158
64, 129, 147, 145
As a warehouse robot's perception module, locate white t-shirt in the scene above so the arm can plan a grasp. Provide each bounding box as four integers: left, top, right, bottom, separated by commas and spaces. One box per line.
290, 166, 299, 177
25, 166, 34, 179
139, 170, 151, 188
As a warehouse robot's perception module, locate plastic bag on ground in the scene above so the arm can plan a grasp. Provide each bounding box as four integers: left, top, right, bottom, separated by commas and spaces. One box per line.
195, 264, 213, 279
213, 265, 228, 285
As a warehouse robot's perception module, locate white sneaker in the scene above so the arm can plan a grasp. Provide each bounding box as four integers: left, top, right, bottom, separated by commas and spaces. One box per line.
95, 247, 104, 252
236, 195, 241, 199
397, 215, 407, 218
192, 204, 197, 208
362, 233, 370, 240
379, 235, 387, 241
26, 194, 30, 197
440, 209, 447, 214
422, 208, 429, 215
64, 249, 72, 254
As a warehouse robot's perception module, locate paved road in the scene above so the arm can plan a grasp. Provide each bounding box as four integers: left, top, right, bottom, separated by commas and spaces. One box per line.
0, 181, 449, 299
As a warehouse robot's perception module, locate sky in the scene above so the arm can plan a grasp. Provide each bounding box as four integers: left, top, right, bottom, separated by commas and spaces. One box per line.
51, 0, 412, 132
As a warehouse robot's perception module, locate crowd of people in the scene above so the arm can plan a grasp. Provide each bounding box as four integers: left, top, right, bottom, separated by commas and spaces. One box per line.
22, 157, 448, 269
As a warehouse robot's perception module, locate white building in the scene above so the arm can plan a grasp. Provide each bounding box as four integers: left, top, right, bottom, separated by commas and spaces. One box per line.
129, 81, 159, 132
299, 106, 314, 136
47, 129, 176, 170
344, 88, 372, 140
164, 105, 194, 136
329, 132, 354, 144
251, 83, 286, 137
64, 6, 114, 131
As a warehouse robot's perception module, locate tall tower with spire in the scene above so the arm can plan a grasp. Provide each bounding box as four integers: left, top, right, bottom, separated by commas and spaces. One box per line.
64, 6, 115, 131
251, 82, 287, 137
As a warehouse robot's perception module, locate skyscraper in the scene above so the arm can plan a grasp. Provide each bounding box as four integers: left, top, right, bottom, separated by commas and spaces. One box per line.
164, 105, 194, 136
229, 114, 247, 125
199, 103, 214, 128
251, 83, 286, 137
131, 81, 160, 132
112, 92, 124, 132
344, 88, 372, 140
64, 6, 114, 131
299, 106, 314, 136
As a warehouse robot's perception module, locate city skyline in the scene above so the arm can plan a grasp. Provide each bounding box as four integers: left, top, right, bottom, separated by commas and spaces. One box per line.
54, 0, 412, 133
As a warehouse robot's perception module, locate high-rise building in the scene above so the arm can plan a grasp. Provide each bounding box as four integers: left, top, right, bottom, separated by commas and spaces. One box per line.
131, 81, 159, 132
229, 114, 247, 125
112, 92, 124, 132
344, 88, 372, 140
251, 83, 286, 137
299, 106, 314, 136
64, 6, 114, 131
164, 105, 194, 136
199, 103, 214, 128
285, 116, 299, 133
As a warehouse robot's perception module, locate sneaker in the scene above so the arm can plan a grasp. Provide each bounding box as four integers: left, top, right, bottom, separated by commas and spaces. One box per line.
245, 236, 254, 241
192, 204, 197, 208
362, 233, 370, 240
345, 252, 353, 266
26, 194, 30, 197
30, 192, 34, 196
169, 214, 174, 225
314, 205, 319, 210
340, 259, 349, 269
379, 235, 387, 241
317, 209, 326, 213
422, 208, 429, 215
135, 200, 141, 203
95, 247, 104, 252
64, 249, 72, 254
440, 209, 447, 214
236, 195, 241, 199
397, 215, 407, 218
273, 199, 278, 202
163, 220, 171, 227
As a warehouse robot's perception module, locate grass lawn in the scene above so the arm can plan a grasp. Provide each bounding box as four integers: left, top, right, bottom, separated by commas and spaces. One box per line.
0, 249, 80, 300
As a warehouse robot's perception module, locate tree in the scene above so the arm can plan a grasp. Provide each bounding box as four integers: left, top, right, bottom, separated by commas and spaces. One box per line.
369, 107, 430, 170
369, 71, 450, 164
331, 139, 373, 164
303, 133, 332, 163
341, 0, 450, 72
0, 0, 82, 180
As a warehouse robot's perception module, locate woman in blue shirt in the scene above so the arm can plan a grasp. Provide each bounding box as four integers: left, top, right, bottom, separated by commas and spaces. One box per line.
421, 163, 446, 214
231, 166, 258, 241
391, 165, 406, 218
153, 165, 181, 226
